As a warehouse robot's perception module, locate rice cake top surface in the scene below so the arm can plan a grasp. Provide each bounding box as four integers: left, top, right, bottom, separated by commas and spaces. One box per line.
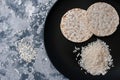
60, 8, 92, 43
87, 2, 119, 36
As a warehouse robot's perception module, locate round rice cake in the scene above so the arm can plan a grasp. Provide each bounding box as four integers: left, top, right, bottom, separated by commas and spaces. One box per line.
60, 8, 93, 43
87, 2, 119, 36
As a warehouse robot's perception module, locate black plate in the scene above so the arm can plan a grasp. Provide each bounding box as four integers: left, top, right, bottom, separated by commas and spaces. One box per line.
44, 0, 120, 80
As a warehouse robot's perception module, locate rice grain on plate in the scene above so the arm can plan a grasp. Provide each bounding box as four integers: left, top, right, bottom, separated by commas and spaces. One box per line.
79, 39, 113, 75
60, 8, 93, 43
87, 2, 119, 36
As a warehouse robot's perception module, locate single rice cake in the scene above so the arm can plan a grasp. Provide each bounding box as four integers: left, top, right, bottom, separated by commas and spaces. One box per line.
60, 8, 93, 43
87, 2, 119, 36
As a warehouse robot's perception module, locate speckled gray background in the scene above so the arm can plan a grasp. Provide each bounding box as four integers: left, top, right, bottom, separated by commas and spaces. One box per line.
0, 0, 69, 80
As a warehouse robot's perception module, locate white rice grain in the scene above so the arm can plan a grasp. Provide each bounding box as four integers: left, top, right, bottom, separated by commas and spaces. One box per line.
79, 39, 113, 75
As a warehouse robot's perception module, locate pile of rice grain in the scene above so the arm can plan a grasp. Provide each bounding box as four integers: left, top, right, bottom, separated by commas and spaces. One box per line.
79, 39, 113, 75
17, 39, 37, 62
